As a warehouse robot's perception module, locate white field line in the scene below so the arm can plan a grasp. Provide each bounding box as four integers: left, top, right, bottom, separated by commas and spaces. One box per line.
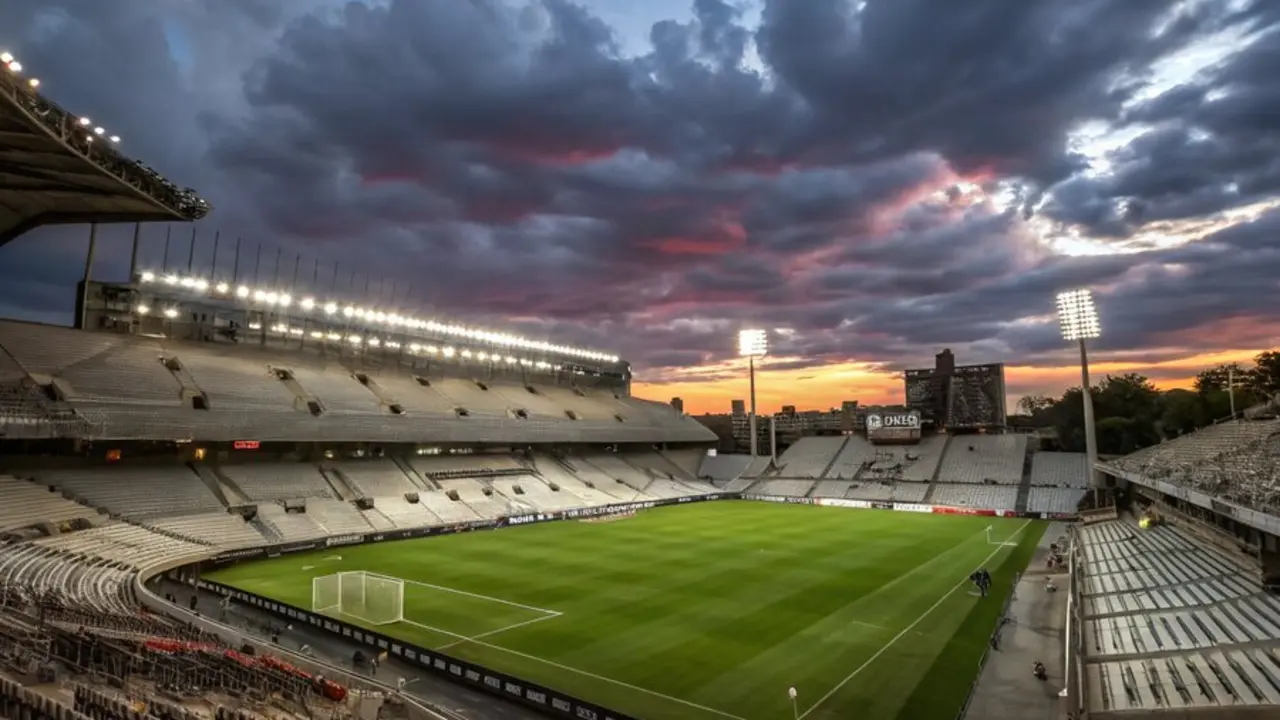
406, 618, 747, 720
798, 519, 1032, 720
368, 573, 560, 616
435, 611, 564, 651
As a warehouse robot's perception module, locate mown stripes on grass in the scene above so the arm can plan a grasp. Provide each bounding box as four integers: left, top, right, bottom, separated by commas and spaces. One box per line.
208, 501, 1044, 720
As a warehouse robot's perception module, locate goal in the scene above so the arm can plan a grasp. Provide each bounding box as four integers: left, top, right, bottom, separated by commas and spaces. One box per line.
311, 571, 404, 625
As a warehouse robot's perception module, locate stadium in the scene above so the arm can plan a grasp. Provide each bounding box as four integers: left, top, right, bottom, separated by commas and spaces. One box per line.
0, 44, 1279, 720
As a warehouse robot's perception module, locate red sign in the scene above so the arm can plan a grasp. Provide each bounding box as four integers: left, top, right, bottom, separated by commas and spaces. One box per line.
233, 440, 260, 450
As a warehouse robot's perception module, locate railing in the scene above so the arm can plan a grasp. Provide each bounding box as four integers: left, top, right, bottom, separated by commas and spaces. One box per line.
0, 63, 210, 219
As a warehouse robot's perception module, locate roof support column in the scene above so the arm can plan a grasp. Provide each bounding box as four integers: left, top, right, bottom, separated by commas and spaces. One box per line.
79, 222, 98, 329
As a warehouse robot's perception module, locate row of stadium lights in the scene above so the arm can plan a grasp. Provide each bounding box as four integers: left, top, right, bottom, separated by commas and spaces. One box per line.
136, 271, 618, 365
1, 51, 121, 144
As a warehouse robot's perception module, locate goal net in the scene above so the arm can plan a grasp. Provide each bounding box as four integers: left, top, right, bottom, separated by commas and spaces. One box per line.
311, 571, 404, 625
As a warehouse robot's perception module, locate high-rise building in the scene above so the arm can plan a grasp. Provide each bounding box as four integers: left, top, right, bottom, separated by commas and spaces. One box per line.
730, 399, 746, 415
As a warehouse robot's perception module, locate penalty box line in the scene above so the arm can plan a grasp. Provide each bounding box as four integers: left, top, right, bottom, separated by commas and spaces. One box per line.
365, 572, 562, 617
798, 519, 1032, 720
404, 618, 747, 720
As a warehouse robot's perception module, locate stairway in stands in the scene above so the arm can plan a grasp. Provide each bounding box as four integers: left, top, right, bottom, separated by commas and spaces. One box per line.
818, 436, 851, 479
1014, 452, 1034, 513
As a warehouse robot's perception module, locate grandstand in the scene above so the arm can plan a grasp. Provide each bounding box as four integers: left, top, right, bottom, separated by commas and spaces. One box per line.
1076, 519, 1280, 714
0, 319, 713, 445
0, 50, 208, 245
1106, 419, 1280, 515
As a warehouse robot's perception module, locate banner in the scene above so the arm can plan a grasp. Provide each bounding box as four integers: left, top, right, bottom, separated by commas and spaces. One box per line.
893, 503, 933, 513
931, 506, 997, 517
813, 498, 871, 509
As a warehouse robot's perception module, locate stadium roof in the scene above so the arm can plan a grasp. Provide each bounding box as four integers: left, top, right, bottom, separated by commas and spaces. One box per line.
0, 55, 210, 247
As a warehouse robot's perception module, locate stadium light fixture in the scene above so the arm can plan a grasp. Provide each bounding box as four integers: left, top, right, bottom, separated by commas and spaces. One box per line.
109, 136, 120, 143
136, 304, 150, 315
737, 329, 769, 458
1055, 288, 1102, 487
214, 282, 229, 294
7, 61, 20, 73
28, 78, 39, 89
79, 117, 91, 126
94, 127, 105, 136
133, 270, 622, 364
0, 52, 12, 64
163, 307, 179, 319
1056, 289, 1100, 341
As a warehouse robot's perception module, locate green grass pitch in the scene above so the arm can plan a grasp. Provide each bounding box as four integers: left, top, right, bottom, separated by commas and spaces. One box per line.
207, 501, 1045, 720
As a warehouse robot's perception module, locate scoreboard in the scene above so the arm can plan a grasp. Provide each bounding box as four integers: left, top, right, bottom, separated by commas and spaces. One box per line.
865, 411, 922, 443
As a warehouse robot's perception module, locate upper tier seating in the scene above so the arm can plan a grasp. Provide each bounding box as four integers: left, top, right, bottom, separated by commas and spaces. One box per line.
0, 475, 100, 530
411, 453, 524, 476
221, 464, 332, 501
937, 434, 1027, 484
1109, 420, 1280, 514
255, 504, 327, 543
0, 321, 716, 445
579, 453, 654, 495
308, 499, 374, 535
1030, 452, 1089, 487
33, 466, 223, 518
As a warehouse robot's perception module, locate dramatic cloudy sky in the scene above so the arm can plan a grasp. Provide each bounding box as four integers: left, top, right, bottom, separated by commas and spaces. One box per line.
1, 0, 1278, 414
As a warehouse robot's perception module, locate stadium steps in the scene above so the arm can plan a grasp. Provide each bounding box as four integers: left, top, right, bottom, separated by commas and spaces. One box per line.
1015, 452, 1034, 513
249, 516, 282, 543
817, 436, 852, 479
197, 463, 246, 506
360, 505, 396, 532
929, 435, 953, 483
391, 456, 436, 490
318, 467, 355, 501
921, 482, 939, 504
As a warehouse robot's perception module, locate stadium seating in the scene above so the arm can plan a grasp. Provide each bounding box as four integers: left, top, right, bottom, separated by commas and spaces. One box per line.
1110, 419, 1280, 514
1029, 452, 1089, 487
254, 504, 328, 543
0, 475, 101, 531
1078, 519, 1280, 713
308, 499, 375, 535
529, 455, 618, 505
418, 490, 483, 523
824, 436, 876, 479
436, 479, 516, 517
329, 459, 420, 496
219, 464, 332, 501
936, 434, 1027, 484
33, 466, 224, 518
1025, 487, 1086, 514
491, 477, 580, 511
751, 479, 816, 497
579, 452, 654, 493
143, 511, 267, 549
776, 437, 846, 478
0, 321, 716, 445
930, 484, 1019, 510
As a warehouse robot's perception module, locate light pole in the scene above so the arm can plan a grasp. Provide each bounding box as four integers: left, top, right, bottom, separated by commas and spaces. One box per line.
1056, 289, 1102, 487
738, 329, 768, 458
788, 686, 799, 720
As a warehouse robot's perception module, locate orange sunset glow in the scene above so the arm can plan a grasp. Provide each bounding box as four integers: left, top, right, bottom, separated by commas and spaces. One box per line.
633, 347, 1271, 416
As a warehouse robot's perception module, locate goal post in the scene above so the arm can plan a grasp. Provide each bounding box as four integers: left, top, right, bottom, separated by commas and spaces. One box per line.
311, 571, 404, 625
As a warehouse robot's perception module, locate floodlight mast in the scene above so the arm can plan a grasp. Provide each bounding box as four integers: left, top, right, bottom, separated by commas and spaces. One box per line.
738, 329, 768, 458
1056, 289, 1102, 487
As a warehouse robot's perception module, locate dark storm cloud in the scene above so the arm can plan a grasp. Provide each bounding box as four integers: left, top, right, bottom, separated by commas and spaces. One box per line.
1, 0, 1278, 388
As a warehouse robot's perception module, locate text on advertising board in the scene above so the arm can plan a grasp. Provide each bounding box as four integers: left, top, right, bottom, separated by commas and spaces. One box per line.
866, 412, 920, 430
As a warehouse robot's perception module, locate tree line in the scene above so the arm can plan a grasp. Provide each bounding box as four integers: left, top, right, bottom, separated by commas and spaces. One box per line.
1013, 351, 1280, 456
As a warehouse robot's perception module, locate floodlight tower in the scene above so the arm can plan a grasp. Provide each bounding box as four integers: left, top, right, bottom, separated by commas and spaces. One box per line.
1056, 289, 1102, 487
738, 329, 768, 458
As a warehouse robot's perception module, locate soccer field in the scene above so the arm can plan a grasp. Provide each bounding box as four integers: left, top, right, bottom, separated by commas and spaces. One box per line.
207, 501, 1045, 720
